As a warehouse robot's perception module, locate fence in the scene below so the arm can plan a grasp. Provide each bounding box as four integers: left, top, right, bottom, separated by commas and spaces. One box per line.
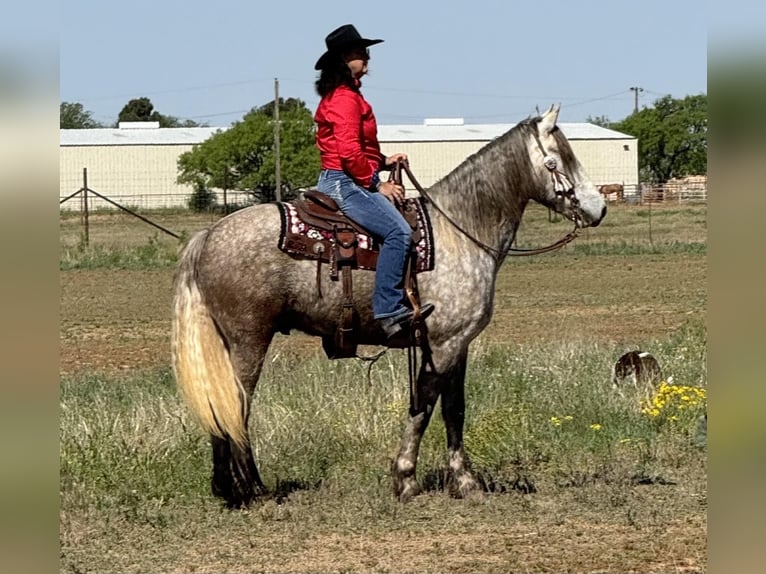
59, 169, 708, 214
59, 167, 255, 214
637, 181, 707, 204
58, 190, 256, 212
600, 182, 707, 204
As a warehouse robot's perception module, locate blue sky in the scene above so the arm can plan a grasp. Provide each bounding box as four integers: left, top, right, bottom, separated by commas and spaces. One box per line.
59, 0, 708, 127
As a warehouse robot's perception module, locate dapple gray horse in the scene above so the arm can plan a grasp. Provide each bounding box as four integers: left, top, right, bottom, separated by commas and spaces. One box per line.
172, 105, 607, 507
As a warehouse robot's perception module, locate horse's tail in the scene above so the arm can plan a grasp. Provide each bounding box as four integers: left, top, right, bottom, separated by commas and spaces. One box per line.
171, 229, 248, 447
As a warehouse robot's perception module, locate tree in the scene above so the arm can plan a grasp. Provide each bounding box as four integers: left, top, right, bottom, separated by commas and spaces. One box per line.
612, 94, 707, 183
162, 116, 206, 128
118, 97, 157, 123
117, 97, 201, 127
60, 102, 103, 129
585, 115, 613, 128
177, 98, 319, 204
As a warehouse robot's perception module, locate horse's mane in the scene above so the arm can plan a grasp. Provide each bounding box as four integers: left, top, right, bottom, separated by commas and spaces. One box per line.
432, 116, 577, 197
422, 116, 580, 244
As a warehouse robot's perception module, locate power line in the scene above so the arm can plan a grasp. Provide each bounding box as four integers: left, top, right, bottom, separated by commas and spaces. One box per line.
69, 77, 275, 103
182, 89, 632, 123
69, 69, 688, 115
365, 84, 631, 104
188, 109, 252, 119
565, 90, 632, 108
75, 80, 652, 126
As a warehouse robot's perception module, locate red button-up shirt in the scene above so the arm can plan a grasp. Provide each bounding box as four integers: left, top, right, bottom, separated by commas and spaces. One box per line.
314, 81, 385, 189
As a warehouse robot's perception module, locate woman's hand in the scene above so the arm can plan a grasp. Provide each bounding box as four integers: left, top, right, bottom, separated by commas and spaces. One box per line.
377, 180, 405, 206
385, 152, 408, 167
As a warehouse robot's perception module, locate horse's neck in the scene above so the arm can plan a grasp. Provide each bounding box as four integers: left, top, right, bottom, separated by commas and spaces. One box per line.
426, 142, 531, 257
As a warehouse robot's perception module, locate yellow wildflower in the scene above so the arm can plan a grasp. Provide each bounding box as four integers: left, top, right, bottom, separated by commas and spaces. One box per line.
641, 381, 706, 420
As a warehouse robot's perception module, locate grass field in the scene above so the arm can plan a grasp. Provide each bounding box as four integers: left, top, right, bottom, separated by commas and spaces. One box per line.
60, 202, 707, 573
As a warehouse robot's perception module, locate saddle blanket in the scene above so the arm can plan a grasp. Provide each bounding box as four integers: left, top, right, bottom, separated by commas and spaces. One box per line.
276, 197, 435, 273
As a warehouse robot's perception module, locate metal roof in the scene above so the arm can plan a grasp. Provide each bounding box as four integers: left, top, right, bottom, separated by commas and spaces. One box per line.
378, 122, 632, 142
60, 126, 224, 146
60, 122, 632, 147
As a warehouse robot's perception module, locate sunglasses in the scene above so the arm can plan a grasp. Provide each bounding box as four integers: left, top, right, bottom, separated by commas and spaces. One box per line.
345, 47, 370, 60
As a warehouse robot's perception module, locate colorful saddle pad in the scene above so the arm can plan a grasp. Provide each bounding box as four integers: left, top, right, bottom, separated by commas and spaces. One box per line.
276, 197, 435, 273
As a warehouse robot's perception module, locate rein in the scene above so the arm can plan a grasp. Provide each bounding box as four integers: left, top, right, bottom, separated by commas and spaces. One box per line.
378, 138, 583, 401
390, 148, 581, 259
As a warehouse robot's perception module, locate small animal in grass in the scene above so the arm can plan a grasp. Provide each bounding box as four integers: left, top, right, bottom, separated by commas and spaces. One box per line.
611, 351, 663, 387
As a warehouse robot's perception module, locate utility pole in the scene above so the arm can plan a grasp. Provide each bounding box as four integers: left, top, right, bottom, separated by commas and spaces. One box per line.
274, 77, 281, 202
630, 86, 644, 114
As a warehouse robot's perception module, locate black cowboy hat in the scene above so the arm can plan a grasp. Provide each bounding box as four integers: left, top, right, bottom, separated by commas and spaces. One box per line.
314, 24, 383, 70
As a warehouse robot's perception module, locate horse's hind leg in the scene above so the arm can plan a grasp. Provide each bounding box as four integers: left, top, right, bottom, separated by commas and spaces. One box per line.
211, 333, 272, 508
211, 434, 265, 507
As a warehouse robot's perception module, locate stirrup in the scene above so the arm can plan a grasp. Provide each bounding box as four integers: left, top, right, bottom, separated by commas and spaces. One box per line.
379, 303, 434, 338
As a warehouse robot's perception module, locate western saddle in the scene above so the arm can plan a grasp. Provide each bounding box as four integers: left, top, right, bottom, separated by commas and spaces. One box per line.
281, 181, 426, 359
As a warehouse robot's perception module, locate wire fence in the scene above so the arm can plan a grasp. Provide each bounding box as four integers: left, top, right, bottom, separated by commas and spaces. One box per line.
59, 178, 707, 213
59, 175, 708, 278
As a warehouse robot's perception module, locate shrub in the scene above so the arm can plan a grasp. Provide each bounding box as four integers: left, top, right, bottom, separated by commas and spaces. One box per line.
187, 184, 217, 212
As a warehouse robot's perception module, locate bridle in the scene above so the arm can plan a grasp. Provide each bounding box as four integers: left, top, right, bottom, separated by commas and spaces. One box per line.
390, 123, 584, 259
531, 128, 585, 229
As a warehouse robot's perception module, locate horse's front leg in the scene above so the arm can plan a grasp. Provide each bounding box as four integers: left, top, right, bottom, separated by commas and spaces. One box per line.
440, 350, 481, 498
392, 356, 443, 503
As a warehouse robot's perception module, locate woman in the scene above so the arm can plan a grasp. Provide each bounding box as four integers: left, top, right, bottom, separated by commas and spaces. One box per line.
314, 24, 433, 339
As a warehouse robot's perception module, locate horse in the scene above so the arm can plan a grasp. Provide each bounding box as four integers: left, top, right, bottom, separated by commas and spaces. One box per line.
171, 104, 607, 508
598, 183, 624, 201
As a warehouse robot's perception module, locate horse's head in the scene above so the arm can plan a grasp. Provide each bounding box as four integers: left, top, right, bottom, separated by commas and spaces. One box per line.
529, 105, 607, 228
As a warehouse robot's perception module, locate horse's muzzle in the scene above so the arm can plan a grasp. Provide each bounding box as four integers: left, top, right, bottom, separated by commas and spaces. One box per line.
591, 204, 607, 227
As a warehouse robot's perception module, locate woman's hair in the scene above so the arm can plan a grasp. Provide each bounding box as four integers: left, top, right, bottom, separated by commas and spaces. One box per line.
315, 54, 357, 97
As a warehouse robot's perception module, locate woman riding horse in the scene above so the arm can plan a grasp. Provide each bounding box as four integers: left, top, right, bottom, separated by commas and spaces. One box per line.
314, 24, 434, 339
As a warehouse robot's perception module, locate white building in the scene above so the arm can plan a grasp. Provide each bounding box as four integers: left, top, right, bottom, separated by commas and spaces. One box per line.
377, 118, 636, 190
60, 120, 637, 210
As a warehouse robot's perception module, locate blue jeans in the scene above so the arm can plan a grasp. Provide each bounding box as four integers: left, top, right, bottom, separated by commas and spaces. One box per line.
317, 169, 411, 319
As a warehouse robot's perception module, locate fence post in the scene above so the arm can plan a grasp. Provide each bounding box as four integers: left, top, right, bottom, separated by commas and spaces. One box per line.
82, 167, 90, 246
223, 168, 229, 215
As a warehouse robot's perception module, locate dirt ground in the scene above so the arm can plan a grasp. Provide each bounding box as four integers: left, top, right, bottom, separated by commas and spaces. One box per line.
59, 254, 705, 376
62, 489, 708, 573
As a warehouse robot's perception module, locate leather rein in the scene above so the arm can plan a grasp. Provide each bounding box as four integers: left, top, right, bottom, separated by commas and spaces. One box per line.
388, 131, 584, 259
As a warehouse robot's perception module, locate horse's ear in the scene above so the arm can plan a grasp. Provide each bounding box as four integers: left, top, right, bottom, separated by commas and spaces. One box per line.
539, 104, 561, 134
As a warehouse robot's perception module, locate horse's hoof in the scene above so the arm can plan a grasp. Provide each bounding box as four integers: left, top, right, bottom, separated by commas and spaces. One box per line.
215, 484, 269, 509
393, 472, 422, 503
398, 482, 422, 503
460, 488, 486, 502
448, 475, 481, 499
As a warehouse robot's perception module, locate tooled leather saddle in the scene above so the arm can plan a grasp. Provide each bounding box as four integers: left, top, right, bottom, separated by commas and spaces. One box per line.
275, 189, 435, 359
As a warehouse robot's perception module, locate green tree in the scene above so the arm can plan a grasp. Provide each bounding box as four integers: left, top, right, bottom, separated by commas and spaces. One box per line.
177, 98, 319, 204
60, 102, 103, 128
117, 97, 201, 127
117, 97, 156, 123
612, 94, 707, 183
162, 116, 206, 128
585, 114, 613, 128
